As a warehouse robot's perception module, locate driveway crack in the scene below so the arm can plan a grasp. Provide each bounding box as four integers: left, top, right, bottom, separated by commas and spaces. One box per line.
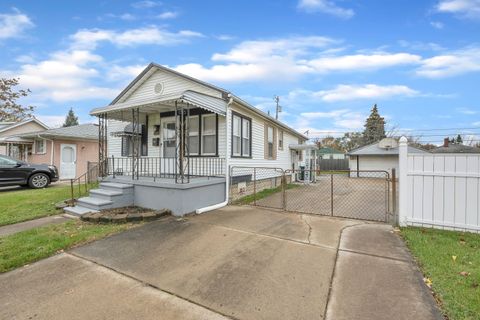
301, 214, 312, 244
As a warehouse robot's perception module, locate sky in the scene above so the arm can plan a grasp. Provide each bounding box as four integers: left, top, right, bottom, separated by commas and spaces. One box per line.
1, 0, 480, 144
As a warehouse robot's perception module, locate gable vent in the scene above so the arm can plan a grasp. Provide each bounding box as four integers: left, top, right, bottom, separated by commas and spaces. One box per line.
154, 82, 164, 95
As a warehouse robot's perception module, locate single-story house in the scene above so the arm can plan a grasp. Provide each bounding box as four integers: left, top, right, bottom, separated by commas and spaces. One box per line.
16, 124, 99, 180
431, 138, 480, 153
347, 138, 427, 177
0, 118, 49, 161
65, 62, 309, 216
317, 147, 345, 159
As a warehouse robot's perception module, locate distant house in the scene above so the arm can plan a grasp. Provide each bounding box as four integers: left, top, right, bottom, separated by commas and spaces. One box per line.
317, 147, 345, 159
347, 138, 427, 176
15, 124, 99, 180
0, 118, 49, 161
431, 138, 480, 154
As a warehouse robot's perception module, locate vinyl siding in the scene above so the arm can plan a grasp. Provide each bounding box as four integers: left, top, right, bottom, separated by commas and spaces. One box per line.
122, 69, 222, 104
349, 155, 398, 176
228, 103, 301, 171
0, 121, 46, 138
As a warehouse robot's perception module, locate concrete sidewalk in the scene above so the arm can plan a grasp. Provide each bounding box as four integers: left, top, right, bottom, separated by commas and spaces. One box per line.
0, 215, 71, 237
0, 206, 442, 320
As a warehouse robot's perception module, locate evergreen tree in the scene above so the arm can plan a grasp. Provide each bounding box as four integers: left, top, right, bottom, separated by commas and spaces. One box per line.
363, 104, 386, 144
456, 134, 463, 144
62, 108, 79, 127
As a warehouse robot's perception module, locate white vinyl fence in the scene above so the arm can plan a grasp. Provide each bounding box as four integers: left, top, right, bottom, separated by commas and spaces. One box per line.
399, 137, 480, 232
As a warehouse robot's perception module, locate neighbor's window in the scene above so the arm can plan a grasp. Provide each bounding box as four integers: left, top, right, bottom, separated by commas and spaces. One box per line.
278, 130, 284, 150
232, 113, 251, 158
188, 115, 199, 155
34, 139, 45, 154
201, 114, 217, 155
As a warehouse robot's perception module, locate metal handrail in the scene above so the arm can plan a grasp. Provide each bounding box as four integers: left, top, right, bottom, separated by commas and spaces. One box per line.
68, 162, 102, 206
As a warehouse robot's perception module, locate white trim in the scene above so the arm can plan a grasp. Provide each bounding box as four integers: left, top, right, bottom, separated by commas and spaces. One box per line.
201, 114, 216, 156
0, 118, 49, 134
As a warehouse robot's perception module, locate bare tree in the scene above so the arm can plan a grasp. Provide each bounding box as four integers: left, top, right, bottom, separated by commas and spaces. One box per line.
0, 78, 35, 121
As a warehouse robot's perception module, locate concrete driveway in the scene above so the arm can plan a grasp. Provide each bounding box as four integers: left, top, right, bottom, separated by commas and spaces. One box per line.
0, 206, 442, 320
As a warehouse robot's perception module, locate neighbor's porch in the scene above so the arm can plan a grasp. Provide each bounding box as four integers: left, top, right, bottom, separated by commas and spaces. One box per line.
92, 90, 228, 184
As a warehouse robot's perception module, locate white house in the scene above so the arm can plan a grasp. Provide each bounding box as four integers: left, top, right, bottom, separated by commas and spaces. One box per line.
65, 63, 308, 216
348, 138, 428, 177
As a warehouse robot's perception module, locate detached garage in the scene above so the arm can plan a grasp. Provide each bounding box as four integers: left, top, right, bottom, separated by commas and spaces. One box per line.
348, 138, 427, 177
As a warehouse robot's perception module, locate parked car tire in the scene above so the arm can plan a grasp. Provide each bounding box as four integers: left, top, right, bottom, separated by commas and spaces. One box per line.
28, 173, 50, 189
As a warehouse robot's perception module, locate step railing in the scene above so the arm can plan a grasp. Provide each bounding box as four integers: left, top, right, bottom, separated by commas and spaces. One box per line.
67, 162, 102, 206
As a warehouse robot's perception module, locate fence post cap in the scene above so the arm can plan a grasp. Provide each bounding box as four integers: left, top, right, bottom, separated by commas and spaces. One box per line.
399, 136, 408, 144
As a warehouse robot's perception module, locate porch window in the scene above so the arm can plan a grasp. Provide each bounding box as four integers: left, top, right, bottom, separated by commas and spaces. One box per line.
232, 113, 251, 158
201, 114, 216, 155
188, 115, 199, 155
34, 139, 45, 154
121, 124, 147, 157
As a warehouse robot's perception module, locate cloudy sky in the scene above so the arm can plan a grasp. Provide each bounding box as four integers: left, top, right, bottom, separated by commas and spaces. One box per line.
1, 0, 479, 143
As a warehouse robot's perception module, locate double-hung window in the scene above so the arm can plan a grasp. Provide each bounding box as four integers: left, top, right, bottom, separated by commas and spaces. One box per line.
34, 139, 45, 154
201, 114, 216, 155
188, 116, 199, 155
232, 113, 251, 158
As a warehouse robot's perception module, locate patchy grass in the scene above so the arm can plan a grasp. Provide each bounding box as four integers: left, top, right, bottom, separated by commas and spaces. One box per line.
0, 220, 138, 273
401, 227, 480, 320
0, 184, 71, 226
233, 183, 299, 205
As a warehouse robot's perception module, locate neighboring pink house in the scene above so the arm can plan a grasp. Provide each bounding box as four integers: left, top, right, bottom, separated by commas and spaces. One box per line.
17, 124, 99, 180
0, 118, 50, 160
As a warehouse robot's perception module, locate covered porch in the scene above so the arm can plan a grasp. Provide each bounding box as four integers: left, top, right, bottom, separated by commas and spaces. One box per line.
0, 136, 33, 161
91, 90, 228, 184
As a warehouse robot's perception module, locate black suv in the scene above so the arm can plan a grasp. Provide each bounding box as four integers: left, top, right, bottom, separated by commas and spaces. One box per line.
0, 155, 59, 188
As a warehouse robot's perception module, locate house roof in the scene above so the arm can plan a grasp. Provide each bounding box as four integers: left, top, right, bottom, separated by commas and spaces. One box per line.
348, 141, 428, 156
0, 118, 49, 134
318, 147, 344, 154
19, 124, 99, 141
431, 144, 480, 153
101, 63, 308, 141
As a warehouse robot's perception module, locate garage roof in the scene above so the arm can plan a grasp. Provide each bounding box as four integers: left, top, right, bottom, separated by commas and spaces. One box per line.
348, 141, 428, 156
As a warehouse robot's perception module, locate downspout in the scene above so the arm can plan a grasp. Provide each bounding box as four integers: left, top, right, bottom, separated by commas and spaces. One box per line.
196, 94, 233, 214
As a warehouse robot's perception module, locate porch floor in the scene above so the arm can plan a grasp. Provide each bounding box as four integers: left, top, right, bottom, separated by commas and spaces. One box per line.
103, 175, 225, 187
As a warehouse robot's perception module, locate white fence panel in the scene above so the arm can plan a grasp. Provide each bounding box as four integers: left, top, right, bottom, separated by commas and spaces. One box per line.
399, 137, 480, 233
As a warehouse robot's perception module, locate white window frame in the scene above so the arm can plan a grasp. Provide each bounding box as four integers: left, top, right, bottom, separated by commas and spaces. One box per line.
188, 115, 199, 156
201, 114, 217, 156
267, 126, 274, 159
34, 138, 46, 154
232, 113, 251, 158
278, 130, 283, 150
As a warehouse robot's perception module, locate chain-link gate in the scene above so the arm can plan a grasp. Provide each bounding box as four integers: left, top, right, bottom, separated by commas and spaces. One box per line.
230, 167, 395, 223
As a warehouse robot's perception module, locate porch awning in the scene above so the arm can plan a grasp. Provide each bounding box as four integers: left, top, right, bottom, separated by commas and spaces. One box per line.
90, 90, 227, 117
289, 144, 318, 151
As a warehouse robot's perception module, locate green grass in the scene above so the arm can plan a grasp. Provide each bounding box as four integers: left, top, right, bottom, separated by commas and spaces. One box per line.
401, 227, 480, 320
0, 185, 72, 226
233, 183, 299, 205
0, 220, 137, 273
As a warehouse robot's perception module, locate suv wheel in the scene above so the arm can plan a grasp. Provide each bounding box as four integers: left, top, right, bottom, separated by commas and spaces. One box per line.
29, 173, 50, 189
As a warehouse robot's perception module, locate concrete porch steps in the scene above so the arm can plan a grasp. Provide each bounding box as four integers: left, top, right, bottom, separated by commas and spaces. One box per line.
63, 182, 134, 216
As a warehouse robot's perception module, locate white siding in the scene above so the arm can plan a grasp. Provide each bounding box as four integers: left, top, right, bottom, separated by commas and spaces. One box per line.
107, 119, 129, 157
122, 69, 222, 104
228, 103, 301, 172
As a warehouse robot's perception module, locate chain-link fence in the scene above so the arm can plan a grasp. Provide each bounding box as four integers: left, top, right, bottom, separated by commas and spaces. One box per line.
229, 167, 395, 223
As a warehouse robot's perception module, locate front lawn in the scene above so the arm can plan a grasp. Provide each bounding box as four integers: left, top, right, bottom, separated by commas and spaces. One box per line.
233, 183, 299, 205
0, 184, 71, 226
401, 227, 480, 320
0, 220, 138, 273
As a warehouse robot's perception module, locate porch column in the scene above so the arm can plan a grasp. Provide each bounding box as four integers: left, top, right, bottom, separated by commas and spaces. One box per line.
98, 113, 108, 177
175, 101, 190, 183
131, 107, 140, 180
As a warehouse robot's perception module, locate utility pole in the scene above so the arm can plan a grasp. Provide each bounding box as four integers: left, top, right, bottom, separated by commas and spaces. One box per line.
274, 95, 282, 120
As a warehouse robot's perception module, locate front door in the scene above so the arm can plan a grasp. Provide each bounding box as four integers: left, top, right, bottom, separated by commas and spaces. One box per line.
162, 119, 176, 158
60, 144, 76, 179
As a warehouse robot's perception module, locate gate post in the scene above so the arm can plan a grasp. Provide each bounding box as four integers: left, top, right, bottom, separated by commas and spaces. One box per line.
253, 167, 257, 206
391, 168, 397, 226
330, 174, 334, 216
398, 137, 408, 226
